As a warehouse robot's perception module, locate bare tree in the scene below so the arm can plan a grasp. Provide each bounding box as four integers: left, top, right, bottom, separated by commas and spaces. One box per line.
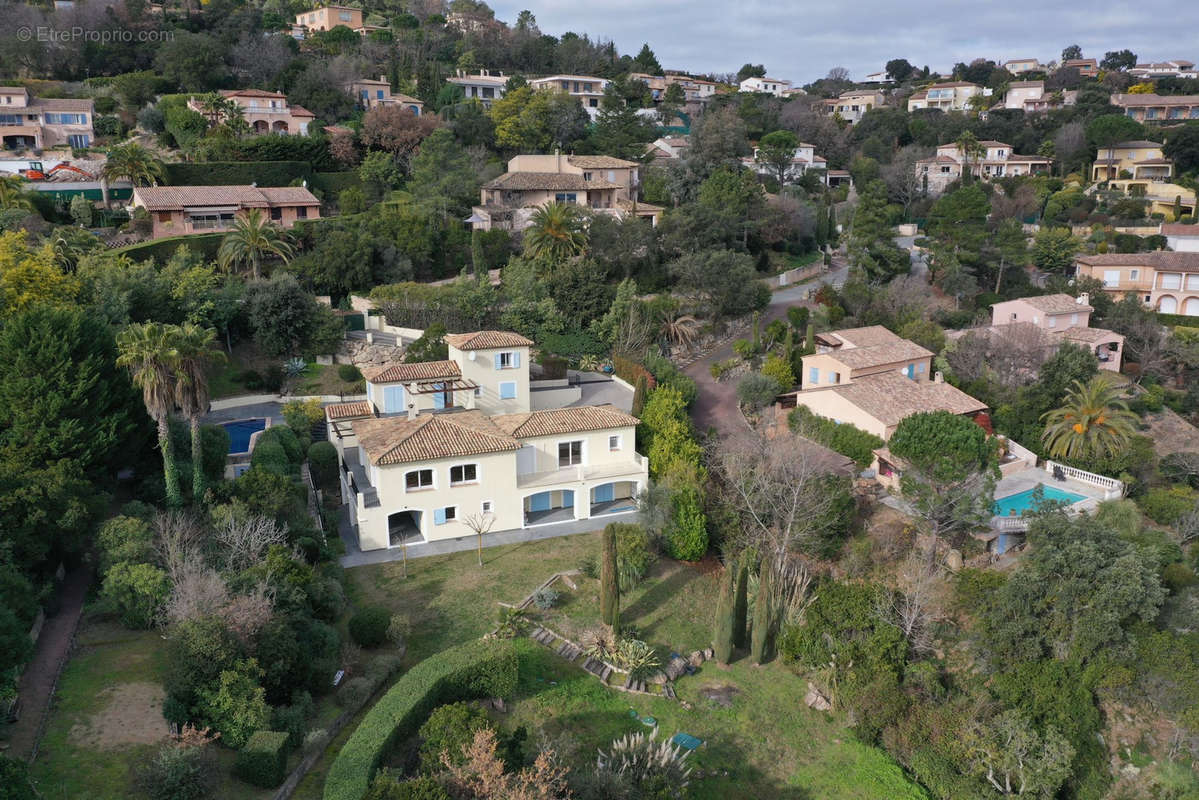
1053, 122, 1086, 175
215, 513, 288, 572
221, 585, 274, 644
881, 145, 932, 217
874, 554, 945, 655
716, 431, 843, 564
154, 511, 209, 586
771, 555, 815, 626
826, 66, 850, 82
989, 183, 1039, 222
164, 561, 229, 627
462, 512, 496, 567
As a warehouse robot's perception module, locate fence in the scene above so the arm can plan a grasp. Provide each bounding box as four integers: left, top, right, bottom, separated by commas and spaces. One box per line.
1043, 460, 1125, 499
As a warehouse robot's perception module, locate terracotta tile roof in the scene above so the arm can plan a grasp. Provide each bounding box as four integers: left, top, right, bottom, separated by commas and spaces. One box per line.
1161, 223, 1199, 235
482, 172, 620, 191
1017, 293, 1092, 314
831, 341, 934, 369
364, 360, 460, 383
325, 401, 374, 420
909, 91, 928, 100
1134, 158, 1173, 165
491, 405, 640, 438
927, 81, 981, 89
1113, 93, 1199, 106
221, 88, 287, 99
392, 93, 423, 105
1056, 326, 1122, 344
977, 140, 1011, 147
806, 372, 987, 428
133, 185, 319, 211
288, 104, 315, 117
616, 198, 664, 213
1005, 154, 1053, 162
827, 325, 906, 348
353, 411, 521, 466
29, 97, 93, 111
567, 155, 637, 169
444, 331, 533, 350
1112, 140, 1166, 149
1078, 251, 1199, 271
0, 86, 26, 94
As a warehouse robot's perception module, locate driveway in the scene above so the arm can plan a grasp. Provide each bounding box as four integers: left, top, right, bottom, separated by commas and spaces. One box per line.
684, 259, 849, 439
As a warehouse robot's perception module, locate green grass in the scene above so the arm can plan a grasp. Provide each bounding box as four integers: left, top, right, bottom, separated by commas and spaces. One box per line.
345, 534, 929, 799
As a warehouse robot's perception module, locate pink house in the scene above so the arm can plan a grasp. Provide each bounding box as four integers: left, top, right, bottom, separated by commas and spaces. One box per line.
989, 293, 1123, 371
131, 185, 321, 239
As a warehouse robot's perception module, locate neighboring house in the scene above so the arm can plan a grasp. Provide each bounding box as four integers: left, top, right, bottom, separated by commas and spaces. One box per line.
1075, 251, 1199, 316
130, 185, 320, 238
469, 153, 662, 231
863, 70, 895, 84
1061, 58, 1099, 77
1003, 58, 1043, 74
529, 75, 609, 118
988, 293, 1124, 371
819, 89, 885, 124
739, 76, 792, 97
916, 141, 1052, 195
1002, 81, 1076, 111
645, 135, 689, 163
325, 330, 647, 551
344, 77, 424, 114
1128, 60, 1197, 79
906, 81, 988, 112
784, 326, 985, 440
446, 70, 508, 109
1162, 222, 1199, 252
1112, 92, 1199, 122
294, 4, 380, 33
742, 142, 828, 183
0, 86, 93, 150
188, 89, 314, 135
1089, 141, 1194, 216
446, 11, 500, 33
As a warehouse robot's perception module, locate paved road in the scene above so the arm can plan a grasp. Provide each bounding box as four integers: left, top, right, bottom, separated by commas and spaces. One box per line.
684, 260, 849, 439
895, 235, 928, 276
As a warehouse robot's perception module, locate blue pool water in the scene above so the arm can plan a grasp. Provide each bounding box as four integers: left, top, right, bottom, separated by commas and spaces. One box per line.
993, 483, 1086, 516
222, 418, 266, 454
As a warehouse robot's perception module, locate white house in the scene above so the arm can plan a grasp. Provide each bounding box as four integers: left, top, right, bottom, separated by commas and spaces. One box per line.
529, 75, 609, 119
916, 140, 1052, 195
326, 330, 648, 551
446, 70, 509, 109
1163, 223, 1199, 252
742, 142, 828, 183
739, 76, 792, 97
907, 81, 989, 112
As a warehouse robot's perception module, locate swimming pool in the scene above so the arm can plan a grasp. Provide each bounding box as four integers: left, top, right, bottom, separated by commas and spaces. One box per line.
221, 418, 267, 454
993, 483, 1086, 517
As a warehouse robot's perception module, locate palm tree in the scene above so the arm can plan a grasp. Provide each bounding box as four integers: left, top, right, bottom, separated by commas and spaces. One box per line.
100, 142, 165, 209
0, 174, 33, 211
955, 130, 985, 183
1041, 375, 1139, 462
173, 323, 225, 504
217, 208, 295, 280
659, 309, 700, 349
523, 202, 588, 262
117, 322, 183, 507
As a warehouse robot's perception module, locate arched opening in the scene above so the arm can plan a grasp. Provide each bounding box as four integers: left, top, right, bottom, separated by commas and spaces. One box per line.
252, 120, 269, 134
271, 120, 289, 133
1159, 295, 1178, 314
388, 510, 422, 547
523, 489, 575, 526
590, 481, 639, 517
1183, 297, 1199, 317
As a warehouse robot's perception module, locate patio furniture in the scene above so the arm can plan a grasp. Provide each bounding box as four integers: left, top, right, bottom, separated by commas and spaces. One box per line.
1052, 465, 1066, 481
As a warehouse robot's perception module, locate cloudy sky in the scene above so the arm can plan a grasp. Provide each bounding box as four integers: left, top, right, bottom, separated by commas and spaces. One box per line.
490, 0, 1191, 84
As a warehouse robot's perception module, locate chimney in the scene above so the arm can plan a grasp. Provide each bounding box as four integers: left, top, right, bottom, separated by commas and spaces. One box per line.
1077, 292, 1089, 305
934, 370, 944, 384
379, 75, 386, 83
407, 402, 418, 421
555, 148, 561, 172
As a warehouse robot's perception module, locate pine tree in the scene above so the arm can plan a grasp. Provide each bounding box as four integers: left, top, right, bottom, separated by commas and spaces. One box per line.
712, 561, 736, 664
631, 374, 647, 418
751, 558, 773, 664
732, 557, 749, 649
600, 524, 619, 627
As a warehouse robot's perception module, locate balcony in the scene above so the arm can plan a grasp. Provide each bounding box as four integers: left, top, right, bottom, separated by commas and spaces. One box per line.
516, 453, 647, 490
341, 448, 379, 508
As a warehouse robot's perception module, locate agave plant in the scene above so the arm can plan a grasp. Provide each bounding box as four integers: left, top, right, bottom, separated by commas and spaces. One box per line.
615, 638, 660, 678
578, 354, 604, 372
581, 626, 618, 661
494, 607, 527, 639
283, 357, 307, 377
597, 728, 692, 795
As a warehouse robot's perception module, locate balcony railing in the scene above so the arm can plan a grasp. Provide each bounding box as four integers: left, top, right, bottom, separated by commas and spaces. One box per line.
516, 453, 648, 490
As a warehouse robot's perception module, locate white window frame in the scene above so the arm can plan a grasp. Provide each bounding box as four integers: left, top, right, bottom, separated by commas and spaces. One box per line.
497, 351, 515, 369
608, 434, 621, 452
481, 500, 493, 514
436, 506, 457, 525
1103, 270, 1121, 288
405, 468, 434, 492
449, 462, 479, 486
557, 439, 584, 468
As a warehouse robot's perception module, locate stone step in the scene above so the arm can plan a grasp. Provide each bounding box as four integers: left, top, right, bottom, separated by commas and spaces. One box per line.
600, 665, 612, 682
624, 673, 634, 690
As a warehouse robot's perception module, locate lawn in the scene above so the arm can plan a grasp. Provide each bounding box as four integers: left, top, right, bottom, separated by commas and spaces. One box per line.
342, 533, 929, 800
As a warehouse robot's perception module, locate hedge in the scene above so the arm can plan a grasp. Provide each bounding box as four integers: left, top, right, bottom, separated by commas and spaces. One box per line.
164, 161, 312, 187
323, 639, 518, 800
309, 171, 362, 196
613, 355, 656, 392
788, 405, 884, 468
235, 730, 290, 788
1156, 312, 1199, 329
115, 233, 224, 264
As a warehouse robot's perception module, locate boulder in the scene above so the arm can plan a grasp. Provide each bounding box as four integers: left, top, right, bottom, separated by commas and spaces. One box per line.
804, 682, 832, 711
946, 549, 964, 570
688, 650, 705, 667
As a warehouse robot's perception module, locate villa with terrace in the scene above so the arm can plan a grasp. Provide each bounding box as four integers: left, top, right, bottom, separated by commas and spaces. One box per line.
323, 331, 648, 552
984, 293, 1124, 371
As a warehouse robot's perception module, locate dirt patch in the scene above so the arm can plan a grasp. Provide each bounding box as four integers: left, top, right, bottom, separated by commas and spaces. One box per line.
69, 682, 168, 750
700, 683, 740, 709
1143, 408, 1199, 458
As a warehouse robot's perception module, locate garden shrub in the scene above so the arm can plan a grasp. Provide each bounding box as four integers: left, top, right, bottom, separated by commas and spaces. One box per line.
323, 639, 518, 800
95, 515, 154, 576
250, 441, 290, 475
365, 774, 451, 800
664, 485, 707, 561
1163, 562, 1197, 592
100, 561, 170, 629
338, 363, 363, 382
135, 744, 218, 800
613, 523, 654, 590
337, 677, 373, 710
270, 691, 314, 750
263, 365, 285, 393
308, 441, 339, 488
283, 398, 325, 438
736, 372, 782, 411
788, 406, 885, 468
531, 587, 559, 610
257, 425, 305, 464
349, 606, 392, 648
643, 350, 697, 406
417, 701, 493, 771
1138, 485, 1198, 525
234, 730, 291, 788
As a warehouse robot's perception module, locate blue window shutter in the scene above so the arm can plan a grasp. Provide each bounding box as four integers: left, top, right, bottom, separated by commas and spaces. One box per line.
513, 351, 520, 368
808, 367, 819, 385
500, 382, 516, 400
383, 385, 405, 413
494, 354, 502, 370
434, 508, 446, 525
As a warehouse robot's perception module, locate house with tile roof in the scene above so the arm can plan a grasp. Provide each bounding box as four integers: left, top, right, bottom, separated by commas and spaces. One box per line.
0, 86, 93, 150
818, 89, 886, 125
468, 152, 663, 232
906, 81, 988, 112
1061, 58, 1099, 78
130, 184, 320, 238
187, 89, 314, 135
344, 77, 424, 114
742, 141, 828, 184
916, 140, 1052, 195
446, 69, 508, 109
324, 329, 647, 550
781, 325, 988, 440
1112, 92, 1199, 123
1162, 222, 1199, 252
739, 76, 792, 97
988, 293, 1123, 371
528, 75, 609, 118
1002, 81, 1076, 112
1075, 251, 1199, 316
1090, 140, 1173, 182
1003, 58, 1043, 75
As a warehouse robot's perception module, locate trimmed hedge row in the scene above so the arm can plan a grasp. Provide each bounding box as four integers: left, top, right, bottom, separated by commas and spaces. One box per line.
235, 730, 290, 788
115, 233, 224, 264
309, 171, 363, 196
1156, 312, 1199, 329
613, 355, 656, 392
323, 639, 518, 800
788, 405, 885, 468
164, 161, 311, 187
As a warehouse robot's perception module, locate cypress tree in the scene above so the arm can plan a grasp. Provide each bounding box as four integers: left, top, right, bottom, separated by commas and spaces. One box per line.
732, 557, 749, 649
751, 311, 761, 353
631, 374, 647, 418
803, 322, 816, 356
600, 524, 619, 627
712, 561, 736, 664
470, 229, 486, 280
782, 327, 794, 366
827, 205, 837, 244
1175, 194, 1183, 222
751, 559, 773, 664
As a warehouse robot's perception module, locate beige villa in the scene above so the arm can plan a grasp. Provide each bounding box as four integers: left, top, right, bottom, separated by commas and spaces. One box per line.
130, 185, 320, 238
0, 86, 93, 150
783, 325, 988, 441
988, 294, 1124, 371
344, 78, 424, 114
324, 330, 648, 551
469, 153, 663, 232
188, 89, 315, 135
917, 140, 1052, 195
1075, 251, 1199, 316
293, 4, 383, 34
